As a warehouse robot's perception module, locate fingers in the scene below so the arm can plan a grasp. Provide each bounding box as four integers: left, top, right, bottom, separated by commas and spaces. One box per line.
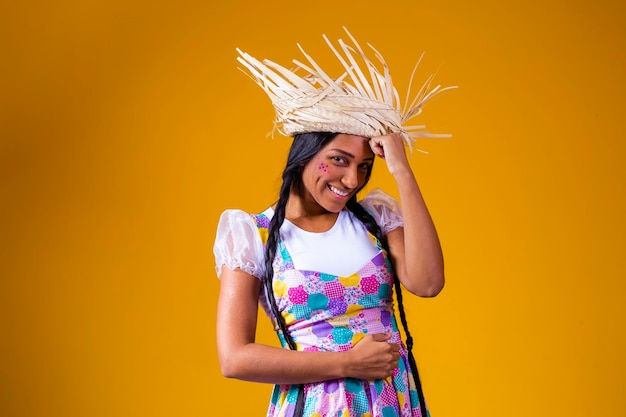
370, 132, 403, 150
370, 332, 392, 342
379, 341, 401, 377
369, 334, 401, 373
369, 133, 411, 176
346, 333, 403, 379
369, 137, 386, 158
369, 133, 406, 161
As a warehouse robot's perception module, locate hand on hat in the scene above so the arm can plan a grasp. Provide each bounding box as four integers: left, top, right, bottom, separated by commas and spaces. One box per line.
369, 133, 411, 176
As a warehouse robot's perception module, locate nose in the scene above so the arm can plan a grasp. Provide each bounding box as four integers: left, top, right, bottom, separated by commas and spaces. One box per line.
341, 166, 359, 189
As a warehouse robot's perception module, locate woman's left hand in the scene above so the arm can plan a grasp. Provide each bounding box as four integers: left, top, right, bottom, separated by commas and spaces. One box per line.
369, 132, 411, 176
370, 132, 445, 297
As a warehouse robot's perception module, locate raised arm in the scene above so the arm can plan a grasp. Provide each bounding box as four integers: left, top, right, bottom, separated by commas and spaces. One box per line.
369, 133, 445, 297
216, 265, 401, 384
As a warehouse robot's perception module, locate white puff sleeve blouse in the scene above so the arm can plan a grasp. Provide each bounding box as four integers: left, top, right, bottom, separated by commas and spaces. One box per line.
213, 188, 403, 280
213, 209, 265, 279
359, 188, 404, 235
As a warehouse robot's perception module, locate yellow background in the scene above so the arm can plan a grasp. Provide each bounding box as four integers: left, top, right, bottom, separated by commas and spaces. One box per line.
1, 0, 625, 416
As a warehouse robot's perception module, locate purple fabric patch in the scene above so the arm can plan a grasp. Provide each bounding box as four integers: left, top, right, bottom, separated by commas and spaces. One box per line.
254, 214, 270, 229
311, 321, 334, 338
381, 310, 391, 327
328, 298, 348, 316
324, 379, 339, 394
372, 252, 385, 266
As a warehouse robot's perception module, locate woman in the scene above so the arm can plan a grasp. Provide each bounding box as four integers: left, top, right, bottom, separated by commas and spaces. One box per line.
214, 29, 454, 417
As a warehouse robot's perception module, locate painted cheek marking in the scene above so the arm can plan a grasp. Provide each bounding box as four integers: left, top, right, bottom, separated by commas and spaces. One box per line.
318, 162, 329, 174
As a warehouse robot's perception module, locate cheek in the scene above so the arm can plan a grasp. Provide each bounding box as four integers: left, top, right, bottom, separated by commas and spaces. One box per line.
317, 161, 330, 175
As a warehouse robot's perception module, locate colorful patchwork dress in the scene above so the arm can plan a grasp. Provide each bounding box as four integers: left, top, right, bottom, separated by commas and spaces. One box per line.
214, 189, 429, 417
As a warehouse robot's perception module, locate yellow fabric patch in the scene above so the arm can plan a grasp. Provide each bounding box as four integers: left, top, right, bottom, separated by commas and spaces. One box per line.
273, 279, 287, 297
351, 332, 365, 345
282, 311, 295, 325
339, 273, 360, 287
397, 391, 405, 407
258, 227, 269, 245
345, 303, 363, 317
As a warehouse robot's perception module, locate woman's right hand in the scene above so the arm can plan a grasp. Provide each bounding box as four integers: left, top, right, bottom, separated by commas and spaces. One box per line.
343, 333, 401, 380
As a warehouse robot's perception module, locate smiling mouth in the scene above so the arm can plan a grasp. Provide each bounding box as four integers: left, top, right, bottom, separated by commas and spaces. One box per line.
328, 184, 349, 197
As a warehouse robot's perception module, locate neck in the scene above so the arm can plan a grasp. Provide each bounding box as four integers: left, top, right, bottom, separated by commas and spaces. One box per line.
284, 190, 339, 232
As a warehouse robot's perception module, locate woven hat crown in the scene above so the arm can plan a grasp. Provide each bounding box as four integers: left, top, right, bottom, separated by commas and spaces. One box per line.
236, 27, 456, 150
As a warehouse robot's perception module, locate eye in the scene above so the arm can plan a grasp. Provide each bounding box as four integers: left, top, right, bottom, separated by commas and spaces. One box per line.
358, 162, 372, 172
330, 156, 347, 164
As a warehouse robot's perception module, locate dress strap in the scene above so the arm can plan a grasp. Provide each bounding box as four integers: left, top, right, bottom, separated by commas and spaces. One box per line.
251, 213, 270, 245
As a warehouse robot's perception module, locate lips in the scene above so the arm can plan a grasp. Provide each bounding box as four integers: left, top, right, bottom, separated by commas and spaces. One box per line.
328, 184, 349, 198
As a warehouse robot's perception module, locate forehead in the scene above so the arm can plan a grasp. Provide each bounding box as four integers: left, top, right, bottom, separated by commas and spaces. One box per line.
321, 134, 373, 156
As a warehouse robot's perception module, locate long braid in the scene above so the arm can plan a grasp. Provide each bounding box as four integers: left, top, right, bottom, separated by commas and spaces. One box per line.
263, 177, 297, 349
262, 132, 338, 417
263, 171, 306, 417
347, 199, 429, 417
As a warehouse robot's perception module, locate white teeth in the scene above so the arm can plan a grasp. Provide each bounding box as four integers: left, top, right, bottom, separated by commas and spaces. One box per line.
329, 185, 348, 196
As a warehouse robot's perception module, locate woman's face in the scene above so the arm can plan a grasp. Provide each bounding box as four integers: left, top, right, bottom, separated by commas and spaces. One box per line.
300, 134, 374, 213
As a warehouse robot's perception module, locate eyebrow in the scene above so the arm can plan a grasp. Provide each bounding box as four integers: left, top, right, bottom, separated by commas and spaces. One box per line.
328, 148, 375, 162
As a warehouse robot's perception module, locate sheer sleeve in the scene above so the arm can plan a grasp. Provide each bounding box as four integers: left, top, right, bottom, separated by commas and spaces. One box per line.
213, 209, 265, 280
359, 188, 404, 235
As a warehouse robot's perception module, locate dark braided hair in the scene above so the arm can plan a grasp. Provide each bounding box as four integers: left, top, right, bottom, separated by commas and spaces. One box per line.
346, 200, 429, 417
263, 132, 427, 417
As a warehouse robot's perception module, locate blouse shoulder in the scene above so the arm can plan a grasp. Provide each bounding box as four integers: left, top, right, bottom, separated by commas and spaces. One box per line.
213, 209, 266, 280
359, 188, 404, 235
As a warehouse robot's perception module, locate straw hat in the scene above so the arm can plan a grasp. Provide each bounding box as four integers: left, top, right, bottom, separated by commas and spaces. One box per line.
236, 27, 456, 151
